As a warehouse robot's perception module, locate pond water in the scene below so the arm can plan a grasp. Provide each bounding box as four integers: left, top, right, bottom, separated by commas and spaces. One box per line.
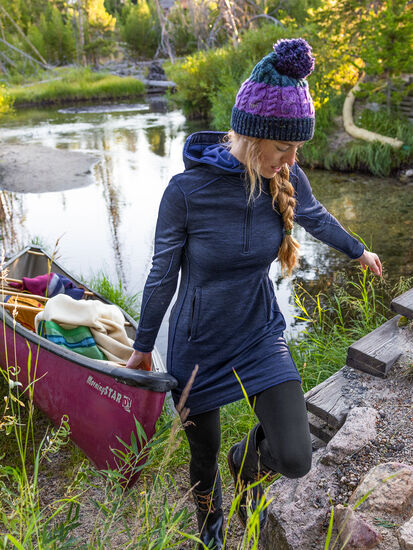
0, 98, 412, 360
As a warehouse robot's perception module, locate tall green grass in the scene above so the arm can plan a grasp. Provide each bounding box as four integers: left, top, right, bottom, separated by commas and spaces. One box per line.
7, 67, 145, 106
86, 271, 141, 320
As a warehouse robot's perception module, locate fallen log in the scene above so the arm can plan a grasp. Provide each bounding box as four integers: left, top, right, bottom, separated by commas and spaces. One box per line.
343, 75, 404, 149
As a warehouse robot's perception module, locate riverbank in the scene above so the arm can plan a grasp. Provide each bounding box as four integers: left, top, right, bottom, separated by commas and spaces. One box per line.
7, 66, 146, 107
4, 59, 412, 178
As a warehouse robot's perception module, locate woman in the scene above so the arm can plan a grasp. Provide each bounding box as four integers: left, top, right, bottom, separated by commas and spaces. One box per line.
127, 38, 382, 549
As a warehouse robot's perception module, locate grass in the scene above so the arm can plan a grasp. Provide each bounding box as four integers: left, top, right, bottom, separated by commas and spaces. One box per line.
1, 245, 411, 548
7, 66, 146, 107
85, 270, 141, 320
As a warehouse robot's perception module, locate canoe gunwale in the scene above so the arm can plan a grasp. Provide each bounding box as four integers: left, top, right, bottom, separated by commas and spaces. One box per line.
1, 246, 177, 393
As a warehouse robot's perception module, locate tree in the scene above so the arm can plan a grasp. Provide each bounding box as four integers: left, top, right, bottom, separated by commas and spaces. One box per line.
84, 0, 116, 64
121, 0, 159, 58
312, 0, 413, 108
27, 5, 76, 65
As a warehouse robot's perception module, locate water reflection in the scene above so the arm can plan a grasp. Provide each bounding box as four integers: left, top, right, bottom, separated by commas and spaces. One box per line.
0, 100, 412, 359
145, 126, 166, 157
0, 190, 21, 251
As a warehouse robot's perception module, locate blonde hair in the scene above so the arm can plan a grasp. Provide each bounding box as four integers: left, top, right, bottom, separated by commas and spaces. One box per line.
224, 130, 300, 276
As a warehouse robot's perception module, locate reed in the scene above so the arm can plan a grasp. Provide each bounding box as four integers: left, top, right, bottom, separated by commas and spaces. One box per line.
287, 261, 390, 392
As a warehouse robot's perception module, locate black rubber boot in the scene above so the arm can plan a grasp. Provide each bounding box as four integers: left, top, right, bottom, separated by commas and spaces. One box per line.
227, 424, 275, 528
193, 472, 224, 550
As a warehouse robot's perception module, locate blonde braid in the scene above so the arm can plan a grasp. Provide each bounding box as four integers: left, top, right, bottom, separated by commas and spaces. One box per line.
271, 167, 300, 276
224, 130, 300, 276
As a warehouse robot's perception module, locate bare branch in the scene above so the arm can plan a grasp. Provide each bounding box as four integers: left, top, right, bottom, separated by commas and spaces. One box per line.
0, 38, 49, 69
248, 14, 283, 27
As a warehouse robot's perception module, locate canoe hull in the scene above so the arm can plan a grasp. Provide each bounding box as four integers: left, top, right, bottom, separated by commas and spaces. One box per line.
1, 321, 165, 482
0, 246, 177, 487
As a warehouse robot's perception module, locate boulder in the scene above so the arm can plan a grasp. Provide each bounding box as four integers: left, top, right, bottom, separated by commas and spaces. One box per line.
261, 449, 339, 550
349, 462, 413, 519
334, 504, 382, 549
321, 407, 378, 465
398, 516, 413, 550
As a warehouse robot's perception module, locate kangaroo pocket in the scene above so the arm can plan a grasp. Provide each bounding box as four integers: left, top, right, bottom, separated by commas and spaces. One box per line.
180, 278, 271, 347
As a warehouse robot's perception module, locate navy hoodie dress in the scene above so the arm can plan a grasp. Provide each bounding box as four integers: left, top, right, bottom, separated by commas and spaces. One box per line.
133, 131, 364, 415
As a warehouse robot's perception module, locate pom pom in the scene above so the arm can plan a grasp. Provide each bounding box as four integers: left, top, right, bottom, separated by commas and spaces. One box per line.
272, 38, 315, 79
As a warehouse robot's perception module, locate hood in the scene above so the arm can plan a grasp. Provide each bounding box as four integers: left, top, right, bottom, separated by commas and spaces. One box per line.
183, 131, 245, 174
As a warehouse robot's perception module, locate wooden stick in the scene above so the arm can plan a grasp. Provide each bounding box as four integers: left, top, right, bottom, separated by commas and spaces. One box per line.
0, 37, 49, 69
0, 289, 48, 302
27, 250, 45, 256
343, 76, 403, 149
0, 5, 49, 66
1, 301, 43, 312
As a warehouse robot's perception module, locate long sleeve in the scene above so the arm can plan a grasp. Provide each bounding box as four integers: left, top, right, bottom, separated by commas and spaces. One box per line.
133, 178, 188, 352
291, 164, 364, 259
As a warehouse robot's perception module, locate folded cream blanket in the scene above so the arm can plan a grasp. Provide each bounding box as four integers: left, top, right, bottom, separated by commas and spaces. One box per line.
35, 294, 134, 364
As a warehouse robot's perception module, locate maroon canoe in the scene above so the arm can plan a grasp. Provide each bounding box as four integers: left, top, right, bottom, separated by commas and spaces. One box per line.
0, 245, 177, 486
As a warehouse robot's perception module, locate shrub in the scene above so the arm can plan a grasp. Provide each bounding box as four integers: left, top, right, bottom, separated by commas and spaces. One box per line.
120, 0, 160, 59
27, 5, 76, 65
165, 22, 296, 121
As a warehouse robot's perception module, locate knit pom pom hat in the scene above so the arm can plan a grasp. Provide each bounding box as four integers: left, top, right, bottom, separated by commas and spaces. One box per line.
231, 38, 316, 142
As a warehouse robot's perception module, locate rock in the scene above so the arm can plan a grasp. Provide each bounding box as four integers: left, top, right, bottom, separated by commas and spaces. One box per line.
148, 61, 166, 81
349, 462, 413, 519
398, 516, 413, 550
321, 407, 378, 465
399, 168, 413, 184
334, 504, 383, 549
365, 102, 381, 112
261, 448, 338, 550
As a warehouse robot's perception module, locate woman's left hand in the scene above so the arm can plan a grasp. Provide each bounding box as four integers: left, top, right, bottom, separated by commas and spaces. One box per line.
355, 250, 382, 277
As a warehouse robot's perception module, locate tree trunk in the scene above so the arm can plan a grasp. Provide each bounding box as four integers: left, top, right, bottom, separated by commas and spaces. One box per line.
152, 0, 175, 64
219, 0, 240, 44
77, 0, 87, 65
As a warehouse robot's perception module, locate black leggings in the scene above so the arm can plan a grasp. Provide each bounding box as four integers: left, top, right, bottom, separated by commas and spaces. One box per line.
184, 380, 312, 491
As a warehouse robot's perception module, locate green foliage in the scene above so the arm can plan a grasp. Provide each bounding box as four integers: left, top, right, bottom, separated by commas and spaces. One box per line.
0, 85, 12, 116
267, 0, 323, 26
27, 5, 76, 65
166, 3, 198, 56
84, 0, 117, 65
120, 0, 160, 59
86, 271, 141, 320
311, 0, 412, 113
8, 66, 145, 105
165, 23, 297, 121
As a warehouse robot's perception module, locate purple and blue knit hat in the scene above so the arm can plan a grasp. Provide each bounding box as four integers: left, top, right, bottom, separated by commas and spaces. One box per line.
231, 38, 316, 142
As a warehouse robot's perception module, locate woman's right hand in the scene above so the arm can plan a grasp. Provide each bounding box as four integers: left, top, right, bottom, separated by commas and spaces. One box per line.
126, 349, 152, 371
